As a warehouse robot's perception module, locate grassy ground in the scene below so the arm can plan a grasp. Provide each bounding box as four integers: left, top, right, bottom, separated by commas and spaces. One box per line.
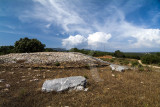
1, 64, 160, 107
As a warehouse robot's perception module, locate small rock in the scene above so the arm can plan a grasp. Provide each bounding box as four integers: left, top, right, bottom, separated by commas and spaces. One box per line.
9, 72, 14, 74
22, 76, 26, 78
36, 74, 41, 77
75, 86, 84, 91
0, 79, 5, 83
33, 79, 39, 81
2, 71, 5, 73
110, 64, 128, 72
21, 79, 25, 81
3, 88, 9, 92
28, 68, 32, 70
5, 84, 10, 88
112, 74, 115, 77
84, 88, 89, 91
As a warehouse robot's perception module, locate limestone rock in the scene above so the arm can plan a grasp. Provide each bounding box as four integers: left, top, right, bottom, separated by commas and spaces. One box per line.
42, 76, 86, 92
110, 64, 128, 72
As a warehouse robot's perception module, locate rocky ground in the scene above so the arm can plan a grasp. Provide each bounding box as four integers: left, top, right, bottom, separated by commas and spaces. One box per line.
0, 52, 109, 68
1, 52, 160, 106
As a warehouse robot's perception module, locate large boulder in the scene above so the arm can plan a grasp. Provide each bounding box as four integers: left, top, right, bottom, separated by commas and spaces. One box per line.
42, 76, 86, 92
110, 64, 128, 72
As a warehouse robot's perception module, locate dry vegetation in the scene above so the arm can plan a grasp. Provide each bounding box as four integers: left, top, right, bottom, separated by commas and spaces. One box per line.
1, 63, 160, 107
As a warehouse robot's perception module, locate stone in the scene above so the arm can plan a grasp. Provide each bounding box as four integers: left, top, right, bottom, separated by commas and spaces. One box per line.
110, 64, 128, 72
84, 88, 89, 91
0, 79, 5, 83
42, 76, 86, 92
5, 84, 10, 88
74, 86, 84, 91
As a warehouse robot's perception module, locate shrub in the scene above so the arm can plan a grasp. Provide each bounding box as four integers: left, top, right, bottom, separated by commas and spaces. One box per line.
55, 62, 60, 66
131, 61, 139, 67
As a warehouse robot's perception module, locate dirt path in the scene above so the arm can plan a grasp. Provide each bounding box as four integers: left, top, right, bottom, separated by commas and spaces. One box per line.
138, 60, 160, 69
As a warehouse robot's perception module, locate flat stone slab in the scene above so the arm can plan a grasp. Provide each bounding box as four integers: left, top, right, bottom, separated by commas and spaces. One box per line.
42, 76, 86, 92
110, 64, 129, 72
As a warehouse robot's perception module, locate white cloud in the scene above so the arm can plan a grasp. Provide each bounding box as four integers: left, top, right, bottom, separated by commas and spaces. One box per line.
87, 32, 111, 47
62, 35, 87, 49
131, 28, 160, 48
62, 32, 111, 49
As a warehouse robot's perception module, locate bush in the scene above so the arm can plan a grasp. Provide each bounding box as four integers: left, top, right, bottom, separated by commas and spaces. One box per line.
55, 62, 60, 66
131, 61, 139, 67
14, 37, 45, 53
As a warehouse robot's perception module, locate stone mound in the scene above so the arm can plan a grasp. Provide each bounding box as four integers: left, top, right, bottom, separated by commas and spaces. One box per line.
0, 52, 109, 68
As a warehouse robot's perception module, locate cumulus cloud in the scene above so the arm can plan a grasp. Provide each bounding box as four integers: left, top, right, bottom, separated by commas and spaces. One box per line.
87, 32, 111, 47
62, 35, 87, 49
131, 28, 160, 48
62, 32, 111, 49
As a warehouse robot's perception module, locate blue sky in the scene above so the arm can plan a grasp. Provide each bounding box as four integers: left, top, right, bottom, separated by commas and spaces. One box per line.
0, 0, 160, 52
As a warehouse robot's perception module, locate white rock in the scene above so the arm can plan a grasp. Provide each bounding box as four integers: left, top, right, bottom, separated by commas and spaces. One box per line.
42, 76, 86, 92
0, 79, 4, 82
84, 88, 89, 91
75, 86, 84, 91
5, 84, 10, 88
110, 64, 128, 72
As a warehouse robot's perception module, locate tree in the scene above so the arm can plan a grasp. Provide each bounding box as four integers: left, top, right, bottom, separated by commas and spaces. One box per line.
14, 37, 45, 53
0, 46, 14, 55
114, 50, 125, 58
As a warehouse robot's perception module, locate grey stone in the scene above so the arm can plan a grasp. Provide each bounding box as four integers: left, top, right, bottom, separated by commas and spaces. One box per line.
110, 64, 128, 72
42, 76, 86, 92
0, 79, 5, 83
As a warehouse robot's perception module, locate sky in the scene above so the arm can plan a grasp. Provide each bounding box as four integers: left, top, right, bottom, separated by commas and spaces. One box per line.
0, 0, 160, 52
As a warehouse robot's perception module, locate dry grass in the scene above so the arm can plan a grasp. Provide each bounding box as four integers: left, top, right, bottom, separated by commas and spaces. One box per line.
1, 65, 160, 107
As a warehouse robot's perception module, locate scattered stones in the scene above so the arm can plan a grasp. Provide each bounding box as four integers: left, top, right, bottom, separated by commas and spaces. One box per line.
42, 76, 87, 92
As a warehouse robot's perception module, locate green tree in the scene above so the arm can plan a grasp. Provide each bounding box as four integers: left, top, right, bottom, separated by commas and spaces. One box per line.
114, 50, 125, 58
14, 37, 45, 53
0, 46, 14, 55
